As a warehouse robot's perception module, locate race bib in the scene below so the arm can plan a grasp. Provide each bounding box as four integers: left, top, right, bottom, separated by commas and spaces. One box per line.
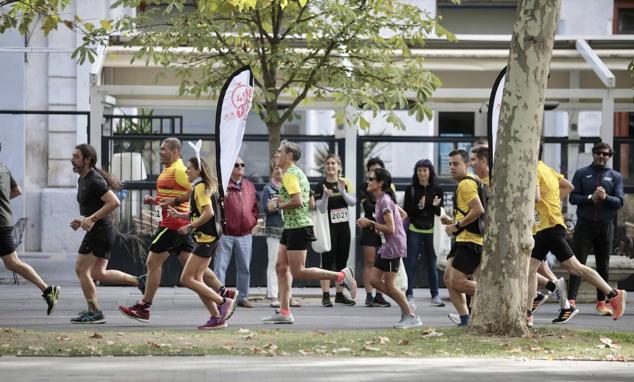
330, 207, 349, 224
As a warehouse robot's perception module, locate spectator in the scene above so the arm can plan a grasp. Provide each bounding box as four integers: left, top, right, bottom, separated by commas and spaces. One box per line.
214, 157, 259, 308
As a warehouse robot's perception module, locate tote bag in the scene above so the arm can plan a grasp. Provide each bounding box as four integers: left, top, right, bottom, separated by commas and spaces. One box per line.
311, 209, 331, 253
433, 207, 452, 258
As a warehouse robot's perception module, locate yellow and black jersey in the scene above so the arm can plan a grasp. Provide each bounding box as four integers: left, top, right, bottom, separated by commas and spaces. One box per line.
189, 180, 220, 243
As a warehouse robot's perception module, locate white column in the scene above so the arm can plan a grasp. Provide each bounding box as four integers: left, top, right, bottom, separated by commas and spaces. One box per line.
601, 89, 614, 160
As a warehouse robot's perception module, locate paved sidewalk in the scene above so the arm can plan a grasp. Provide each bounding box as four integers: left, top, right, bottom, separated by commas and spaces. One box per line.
0, 356, 632, 381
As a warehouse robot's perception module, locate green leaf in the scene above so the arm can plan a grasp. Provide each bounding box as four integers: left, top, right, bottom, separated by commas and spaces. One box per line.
99, 20, 113, 32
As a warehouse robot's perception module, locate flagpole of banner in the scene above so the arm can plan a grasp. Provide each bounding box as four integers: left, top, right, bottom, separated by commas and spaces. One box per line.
486, 66, 507, 180
214, 66, 254, 234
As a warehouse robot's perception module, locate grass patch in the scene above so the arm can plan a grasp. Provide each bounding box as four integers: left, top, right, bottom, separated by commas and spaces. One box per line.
0, 326, 631, 360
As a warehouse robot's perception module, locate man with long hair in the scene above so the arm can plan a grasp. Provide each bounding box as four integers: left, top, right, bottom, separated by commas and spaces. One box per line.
70, 143, 141, 323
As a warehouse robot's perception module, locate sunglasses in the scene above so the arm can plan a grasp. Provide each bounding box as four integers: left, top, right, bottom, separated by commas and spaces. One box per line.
234, 163, 246, 168
367, 177, 377, 181
594, 151, 611, 157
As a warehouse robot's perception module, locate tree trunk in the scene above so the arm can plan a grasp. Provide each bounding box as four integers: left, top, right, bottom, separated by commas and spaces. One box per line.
470, 0, 561, 336
266, 121, 282, 174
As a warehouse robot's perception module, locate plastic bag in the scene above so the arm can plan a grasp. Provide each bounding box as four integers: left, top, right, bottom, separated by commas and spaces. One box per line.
433, 207, 452, 258
396, 257, 407, 291
311, 209, 331, 253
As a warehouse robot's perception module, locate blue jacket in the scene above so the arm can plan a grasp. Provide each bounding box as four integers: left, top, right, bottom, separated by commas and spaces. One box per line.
569, 164, 624, 224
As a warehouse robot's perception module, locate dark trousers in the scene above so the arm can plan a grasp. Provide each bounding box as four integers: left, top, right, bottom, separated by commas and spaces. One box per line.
405, 230, 439, 298
568, 220, 614, 301
321, 224, 351, 272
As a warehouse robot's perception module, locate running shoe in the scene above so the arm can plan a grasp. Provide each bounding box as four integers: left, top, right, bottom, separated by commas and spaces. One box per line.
42, 285, 61, 315
339, 266, 358, 299
119, 302, 150, 323
365, 294, 374, 307
289, 298, 302, 308
373, 293, 391, 307
394, 315, 423, 329
532, 292, 548, 313
430, 295, 445, 307
551, 277, 568, 308
198, 316, 227, 330
448, 313, 461, 325
609, 289, 627, 320
552, 307, 578, 324
262, 310, 294, 324
218, 298, 236, 324
595, 301, 613, 317
335, 293, 356, 306
71, 309, 105, 324
269, 298, 281, 308
136, 274, 147, 295
321, 295, 333, 307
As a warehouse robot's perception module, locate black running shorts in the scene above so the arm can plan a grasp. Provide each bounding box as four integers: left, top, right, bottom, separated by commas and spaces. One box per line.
360, 226, 381, 247
0, 227, 15, 257
193, 240, 219, 259
531, 225, 574, 263
78, 224, 115, 259
149, 227, 195, 254
280, 226, 316, 251
450, 242, 482, 275
374, 254, 401, 273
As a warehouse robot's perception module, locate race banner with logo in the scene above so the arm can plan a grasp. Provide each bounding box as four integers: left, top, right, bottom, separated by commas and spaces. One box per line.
487, 66, 507, 176
215, 66, 254, 195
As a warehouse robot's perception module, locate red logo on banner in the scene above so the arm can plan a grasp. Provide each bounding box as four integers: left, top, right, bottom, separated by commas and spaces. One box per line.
224, 81, 253, 122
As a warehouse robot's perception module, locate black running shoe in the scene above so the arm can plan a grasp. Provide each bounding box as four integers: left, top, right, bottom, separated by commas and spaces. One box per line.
552, 307, 579, 324
137, 274, 147, 295
321, 295, 333, 307
532, 292, 548, 313
71, 310, 105, 324
42, 285, 61, 315
335, 294, 356, 306
365, 294, 374, 307
373, 293, 391, 307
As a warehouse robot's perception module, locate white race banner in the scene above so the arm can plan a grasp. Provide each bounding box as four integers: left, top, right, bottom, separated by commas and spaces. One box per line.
487, 66, 507, 172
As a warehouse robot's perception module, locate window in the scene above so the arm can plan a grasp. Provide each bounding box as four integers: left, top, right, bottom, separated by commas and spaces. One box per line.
614, 0, 634, 34
437, 112, 475, 175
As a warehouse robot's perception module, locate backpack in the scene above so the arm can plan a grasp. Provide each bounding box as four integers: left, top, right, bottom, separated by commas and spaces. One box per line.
453, 176, 488, 235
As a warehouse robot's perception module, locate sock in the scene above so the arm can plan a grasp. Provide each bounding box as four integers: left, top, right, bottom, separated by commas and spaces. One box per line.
279, 308, 290, 316
336, 292, 344, 298
459, 314, 470, 326
367, 292, 373, 298
607, 289, 618, 299
87, 298, 100, 312
141, 300, 152, 309
43, 285, 53, 295
336, 272, 345, 283
562, 299, 571, 310
323, 292, 330, 298
376, 292, 383, 298
545, 281, 556, 293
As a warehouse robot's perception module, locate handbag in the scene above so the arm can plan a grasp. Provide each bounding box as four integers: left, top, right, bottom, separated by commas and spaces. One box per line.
311, 209, 331, 253
433, 207, 452, 258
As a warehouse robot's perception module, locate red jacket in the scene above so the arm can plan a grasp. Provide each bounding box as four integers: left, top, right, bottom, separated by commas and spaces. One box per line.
224, 178, 259, 236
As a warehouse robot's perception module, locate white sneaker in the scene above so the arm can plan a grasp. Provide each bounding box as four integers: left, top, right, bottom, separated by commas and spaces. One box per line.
340, 266, 357, 299
262, 310, 294, 324
430, 296, 445, 307
552, 277, 569, 309
448, 313, 461, 325
394, 315, 423, 329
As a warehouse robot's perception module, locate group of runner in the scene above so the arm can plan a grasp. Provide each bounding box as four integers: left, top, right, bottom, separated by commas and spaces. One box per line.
1, 137, 627, 330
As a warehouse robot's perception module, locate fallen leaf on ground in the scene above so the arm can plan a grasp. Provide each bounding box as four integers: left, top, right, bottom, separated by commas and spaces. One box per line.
598, 337, 621, 349
89, 333, 103, 339
508, 347, 522, 353
421, 329, 443, 338
398, 339, 410, 346
106, 340, 115, 346
378, 336, 390, 344
362, 346, 380, 352
332, 347, 352, 353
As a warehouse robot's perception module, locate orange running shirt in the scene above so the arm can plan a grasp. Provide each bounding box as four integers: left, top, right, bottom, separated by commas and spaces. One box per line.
156, 158, 191, 229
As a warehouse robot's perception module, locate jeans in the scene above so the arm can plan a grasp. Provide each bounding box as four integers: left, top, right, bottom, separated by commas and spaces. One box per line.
568, 221, 613, 301
214, 234, 252, 301
266, 236, 279, 299
405, 230, 439, 298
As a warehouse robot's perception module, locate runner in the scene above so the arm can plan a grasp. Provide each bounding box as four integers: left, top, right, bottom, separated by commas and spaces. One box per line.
357, 168, 423, 329
359, 158, 394, 307
119, 138, 234, 323
167, 157, 235, 329
69, 143, 140, 324
527, 157, 626, 326
0, 161, 60, 315
262, 140, 357, 324
441, 150, 485, 327
314, 153, 356, 307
